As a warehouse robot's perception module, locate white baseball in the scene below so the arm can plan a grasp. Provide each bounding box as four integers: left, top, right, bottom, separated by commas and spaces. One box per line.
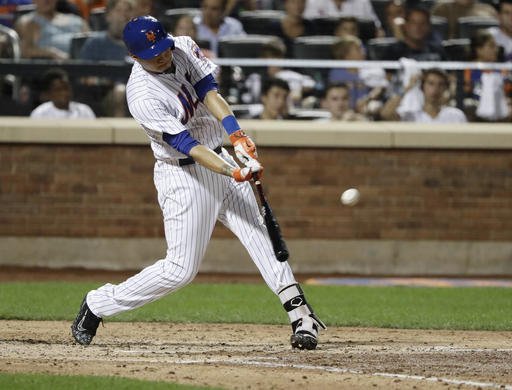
340, 188, 360, 206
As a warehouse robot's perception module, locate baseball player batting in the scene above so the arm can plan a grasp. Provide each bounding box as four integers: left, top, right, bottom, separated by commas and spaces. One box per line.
71, 15, 325, 350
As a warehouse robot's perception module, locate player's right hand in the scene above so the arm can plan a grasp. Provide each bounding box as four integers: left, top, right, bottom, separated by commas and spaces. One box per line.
229, 130, 258, 164
232, 161, 263, 182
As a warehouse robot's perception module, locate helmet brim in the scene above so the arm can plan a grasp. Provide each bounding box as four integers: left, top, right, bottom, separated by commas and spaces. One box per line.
133, 34, 175, 60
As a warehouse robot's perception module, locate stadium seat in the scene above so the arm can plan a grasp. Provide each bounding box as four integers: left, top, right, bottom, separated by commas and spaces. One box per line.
170, 0, 201, 7
312, 17, 377, 42
89, 7, 107, 31
431, 16, 448, 40
292, 35, 340, 59
358, 18, 377, 42
13, 3, 35, 21
421, 0, 435, 10
69, 32, 103, 59
366, 37, 398, 60
161, 8, 202, 32
218, 35, 280, 58
457, 16, 499, 39
238, 10, 284, 35
306, 16, 338, 35
442, 38, 470, 61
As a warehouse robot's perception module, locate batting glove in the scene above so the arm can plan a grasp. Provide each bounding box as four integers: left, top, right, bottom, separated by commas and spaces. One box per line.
229, 130, 258, 164
232, 160, 263, 182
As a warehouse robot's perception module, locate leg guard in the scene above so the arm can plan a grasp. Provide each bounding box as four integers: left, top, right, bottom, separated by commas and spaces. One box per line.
278, 283, 326, 350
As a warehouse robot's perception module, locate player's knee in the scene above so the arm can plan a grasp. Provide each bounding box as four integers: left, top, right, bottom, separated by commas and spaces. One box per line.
161, 258, 198, 288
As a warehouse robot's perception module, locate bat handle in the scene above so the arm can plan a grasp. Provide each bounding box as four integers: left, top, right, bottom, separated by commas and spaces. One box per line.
252, 172, 261, 185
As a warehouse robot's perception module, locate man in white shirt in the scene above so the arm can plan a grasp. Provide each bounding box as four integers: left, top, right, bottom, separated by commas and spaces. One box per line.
194, 0, 246, 56
488, 0, 512, 61
380, 68, 467, 123
30, 68, 96, 119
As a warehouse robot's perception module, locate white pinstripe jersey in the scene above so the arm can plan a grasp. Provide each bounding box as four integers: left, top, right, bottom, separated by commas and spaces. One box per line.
126, 36, 224, 161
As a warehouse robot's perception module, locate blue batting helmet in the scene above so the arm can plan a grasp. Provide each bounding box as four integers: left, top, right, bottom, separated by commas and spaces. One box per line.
123, 16, 175, 59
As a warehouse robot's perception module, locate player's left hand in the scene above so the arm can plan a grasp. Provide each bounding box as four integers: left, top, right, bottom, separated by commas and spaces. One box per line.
229, 130, 258, 164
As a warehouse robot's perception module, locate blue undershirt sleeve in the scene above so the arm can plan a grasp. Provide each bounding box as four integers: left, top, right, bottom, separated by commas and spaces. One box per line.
193, 73, 218, 101
162, 130, 200, 156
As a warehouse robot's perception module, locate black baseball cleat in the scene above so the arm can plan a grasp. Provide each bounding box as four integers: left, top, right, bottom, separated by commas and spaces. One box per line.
71, 296, 102, 345
290, 314, 326, 350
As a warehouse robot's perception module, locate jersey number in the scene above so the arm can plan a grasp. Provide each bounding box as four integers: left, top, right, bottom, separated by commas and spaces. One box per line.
178, 84, 199, 125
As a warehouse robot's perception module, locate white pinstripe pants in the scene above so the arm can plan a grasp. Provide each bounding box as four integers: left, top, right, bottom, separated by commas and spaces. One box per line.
87, 150, 296, 317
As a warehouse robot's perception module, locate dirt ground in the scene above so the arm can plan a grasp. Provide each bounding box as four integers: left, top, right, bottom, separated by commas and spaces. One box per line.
1, 267, 512, 389
1, 321, 512, 389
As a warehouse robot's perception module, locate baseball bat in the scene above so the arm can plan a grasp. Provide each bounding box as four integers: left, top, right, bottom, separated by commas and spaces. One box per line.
252, 173, 289, 262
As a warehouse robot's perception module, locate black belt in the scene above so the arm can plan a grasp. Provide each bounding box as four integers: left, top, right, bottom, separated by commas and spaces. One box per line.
178, 145, 222, 166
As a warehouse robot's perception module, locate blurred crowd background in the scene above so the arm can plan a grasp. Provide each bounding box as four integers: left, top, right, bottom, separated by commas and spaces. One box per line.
0, 0, 511, 123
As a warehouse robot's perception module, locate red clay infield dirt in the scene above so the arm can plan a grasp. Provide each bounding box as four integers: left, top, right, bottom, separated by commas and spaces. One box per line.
1, 267, 512, 389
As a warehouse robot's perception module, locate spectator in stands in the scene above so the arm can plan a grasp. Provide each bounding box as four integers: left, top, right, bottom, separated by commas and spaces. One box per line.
78, 0, 133, 62
173, 14, 215, 58
488, 0, 512, 61
380, 67, 467, 123
329, 36, 369, 104
68, 0, 106, 21
132, 0, 152, 16
242, 37, 315, 107
173, 14, 197, 37
383, 6, 446, 61
255, 77, 296, 119
431, 0, 498, 39
303, 0, 383, 36
383, 0, 405, 39
195, 0, 246, 56
30, 68, 96, 118
464, 30, 510, 121
77, 0, 133, 117
334, 16, 360, 38
273, 0, 316, 58
15, 0, 89, 59
329, 35, 388, 115
320, 82, 368, 121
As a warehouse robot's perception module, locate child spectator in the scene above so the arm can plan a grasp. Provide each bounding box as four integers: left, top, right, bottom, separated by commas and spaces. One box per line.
30, 68, 96, 119
255, 77, 296, 119
380, 67, 467, 123
320, 82, 368, 121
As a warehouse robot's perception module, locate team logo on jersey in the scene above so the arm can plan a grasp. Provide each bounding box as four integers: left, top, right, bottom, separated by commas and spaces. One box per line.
146, 31, 157, 43
178, 84, 199, 125
192, 43, 206, 61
